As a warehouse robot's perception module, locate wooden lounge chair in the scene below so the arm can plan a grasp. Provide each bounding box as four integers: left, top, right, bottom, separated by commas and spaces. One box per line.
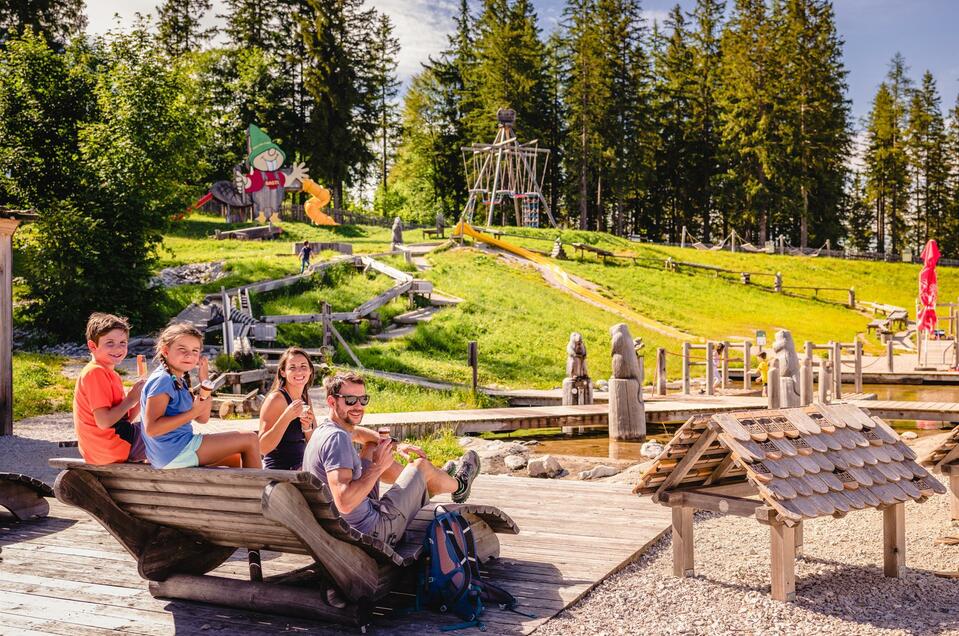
50, 459, 518, 628
0, 472, 53, 520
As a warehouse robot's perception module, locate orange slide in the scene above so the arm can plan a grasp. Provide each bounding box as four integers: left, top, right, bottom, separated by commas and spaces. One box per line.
301, 178, 337, 225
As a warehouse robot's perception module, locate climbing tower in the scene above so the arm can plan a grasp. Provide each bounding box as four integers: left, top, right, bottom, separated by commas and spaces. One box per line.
461, 109, 556, 228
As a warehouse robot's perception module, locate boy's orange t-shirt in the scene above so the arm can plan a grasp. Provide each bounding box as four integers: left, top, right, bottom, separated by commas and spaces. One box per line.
73, 360, 132, 464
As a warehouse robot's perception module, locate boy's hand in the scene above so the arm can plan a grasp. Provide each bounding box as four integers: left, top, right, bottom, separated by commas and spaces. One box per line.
127, 379, 146, 402
198, 356, 209, 382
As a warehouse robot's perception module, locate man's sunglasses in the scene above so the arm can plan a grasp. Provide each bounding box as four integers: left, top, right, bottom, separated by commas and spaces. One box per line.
333, 393, 370, 406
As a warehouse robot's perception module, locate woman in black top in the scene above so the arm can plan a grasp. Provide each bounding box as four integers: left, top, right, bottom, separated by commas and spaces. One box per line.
258, 347, 316, 470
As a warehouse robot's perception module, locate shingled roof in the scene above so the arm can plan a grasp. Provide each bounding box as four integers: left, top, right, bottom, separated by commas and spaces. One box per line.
635, 404, 946, 522
919, 424, 959, 470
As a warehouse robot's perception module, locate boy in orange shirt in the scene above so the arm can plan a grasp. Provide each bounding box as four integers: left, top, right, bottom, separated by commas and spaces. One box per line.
73, 313, 147, 464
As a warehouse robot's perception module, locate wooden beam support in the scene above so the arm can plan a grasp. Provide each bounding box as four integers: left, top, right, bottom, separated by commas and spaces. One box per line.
671, 505, 694, 577
702, 454, 736, 486
664, 490, 763, 518
794, 521, 804, 557
653, 428, 719, 502
883, 503, 905, 577
770, 521, 796, 601
951, 473, 959, 522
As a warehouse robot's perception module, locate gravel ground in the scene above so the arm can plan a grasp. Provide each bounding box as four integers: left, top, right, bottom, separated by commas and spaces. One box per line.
535, 495, 959, 636
7, 417, 959, 635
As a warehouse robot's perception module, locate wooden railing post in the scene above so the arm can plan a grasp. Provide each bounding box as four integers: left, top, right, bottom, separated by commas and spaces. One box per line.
848, 287, 856, 309
705, 341, 715, 396
0, 215, 28, 436
768, 359, 781, 409
743, 341, 752, 390
221, 287, 235, 357
682, 342, 691, 395
887, 339, 895, 372
721, 340, 730, 390
818, 360, 831, 404
832, 341, 843, 400
854, 340, 863, 393
655, 348, 667, 396
800, 356, 813, 406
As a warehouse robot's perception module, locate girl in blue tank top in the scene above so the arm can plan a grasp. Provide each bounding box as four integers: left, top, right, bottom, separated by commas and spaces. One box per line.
258, 347, 316, 470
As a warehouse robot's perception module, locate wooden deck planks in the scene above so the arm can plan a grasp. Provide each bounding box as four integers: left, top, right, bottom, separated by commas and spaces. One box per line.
0, 475, 670, 635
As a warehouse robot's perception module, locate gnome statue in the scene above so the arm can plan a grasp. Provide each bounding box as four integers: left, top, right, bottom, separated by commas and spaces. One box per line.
562, 332, 593, 405
234, 124, 308, 223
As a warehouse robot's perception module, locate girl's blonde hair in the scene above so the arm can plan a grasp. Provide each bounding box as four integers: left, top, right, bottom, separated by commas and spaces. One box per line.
154, 322, 204, 389
269, 347, 315, 404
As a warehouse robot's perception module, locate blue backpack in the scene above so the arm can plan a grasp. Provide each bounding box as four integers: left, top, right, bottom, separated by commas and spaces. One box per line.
416, 506, 533, 632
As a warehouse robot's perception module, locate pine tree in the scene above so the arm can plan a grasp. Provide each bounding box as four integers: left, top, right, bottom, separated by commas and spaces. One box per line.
156, 0, 217, 57
220, 0, 278, 50
369, 12, 400, 208
0, 0, 86, 49
883, 53, 913, 253
717, 0, 781, 244
777, 0, 850, 248
843, 172, 873, 252
687, 0, 725, 242
946, 94, 959, 254
905, 70, 948, 250
865, 81, 909, 253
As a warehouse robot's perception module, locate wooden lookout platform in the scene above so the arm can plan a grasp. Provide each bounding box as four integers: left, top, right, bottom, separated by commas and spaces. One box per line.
0, 475, 671, 635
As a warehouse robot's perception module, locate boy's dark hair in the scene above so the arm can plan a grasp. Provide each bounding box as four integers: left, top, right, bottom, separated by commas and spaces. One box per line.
324, 370, 365, 396
758, 351, 767, 359
86, 313, 130, 344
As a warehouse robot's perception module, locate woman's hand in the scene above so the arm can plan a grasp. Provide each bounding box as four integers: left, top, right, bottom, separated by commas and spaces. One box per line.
281, 399, 304, 423
299, 407, 315, 431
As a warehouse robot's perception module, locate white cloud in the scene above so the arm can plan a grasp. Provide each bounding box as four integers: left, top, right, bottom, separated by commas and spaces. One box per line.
367, 0, 460, 82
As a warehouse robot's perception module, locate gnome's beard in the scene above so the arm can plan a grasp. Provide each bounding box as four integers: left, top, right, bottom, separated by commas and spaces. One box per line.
264, 159, 280, 171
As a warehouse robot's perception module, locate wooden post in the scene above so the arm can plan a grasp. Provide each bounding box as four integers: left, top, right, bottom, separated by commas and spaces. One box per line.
848, 288, 856, 309
248, 550, 263, 582
883, 503, 905, 577
854, 340, 863, 393
818, 360, 831, 404
721, 341, 730, 390
655, 348, 667, 396
804, 340, 814, 360
832, 341, 842, 400
743, 341, 752, 390
221, 287, 234, 357
949, 471, 959, 521
321, 302, 332, 348
0, 215, 27, 436
682, 342, 691, 394
794, 521, 804, 557
800, 356, 813, 406
768, 359, 781, 409
705, 341, 715, 396
770, 520, 796, 601
887, 339, 895, 372
467, 341, 478, 394
608, 377, 645, 440
671, 506, 694, 577
774, 272, 783, 293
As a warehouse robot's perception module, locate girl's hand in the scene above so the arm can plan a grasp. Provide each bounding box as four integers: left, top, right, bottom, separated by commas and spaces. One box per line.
198, 356, 209, 382
281, 400, 304, 423
192, 393, 213, 417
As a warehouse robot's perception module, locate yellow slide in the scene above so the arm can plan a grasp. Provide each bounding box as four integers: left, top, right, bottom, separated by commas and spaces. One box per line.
300, 178, 337, 225
453, 221, 691, 340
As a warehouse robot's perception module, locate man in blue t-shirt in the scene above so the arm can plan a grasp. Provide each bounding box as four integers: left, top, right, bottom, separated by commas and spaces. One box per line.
303, 371, 480, 545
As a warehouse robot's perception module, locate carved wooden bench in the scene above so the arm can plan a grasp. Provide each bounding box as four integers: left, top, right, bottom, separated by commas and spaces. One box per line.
50, 459, 518, 628
0, 472, 53, 520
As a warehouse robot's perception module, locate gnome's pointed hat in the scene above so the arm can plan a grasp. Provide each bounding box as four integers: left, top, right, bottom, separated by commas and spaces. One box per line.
247, 124, 286, 164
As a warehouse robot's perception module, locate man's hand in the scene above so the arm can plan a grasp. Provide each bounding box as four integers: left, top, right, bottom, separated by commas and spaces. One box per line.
397, 443, 426, 460
372, 438, 395, 473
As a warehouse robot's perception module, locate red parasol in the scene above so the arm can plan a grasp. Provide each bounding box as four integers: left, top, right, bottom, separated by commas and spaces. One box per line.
917, 239, 939, 333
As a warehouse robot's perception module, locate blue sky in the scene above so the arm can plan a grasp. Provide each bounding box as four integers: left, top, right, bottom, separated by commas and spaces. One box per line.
85, 0, 959, 126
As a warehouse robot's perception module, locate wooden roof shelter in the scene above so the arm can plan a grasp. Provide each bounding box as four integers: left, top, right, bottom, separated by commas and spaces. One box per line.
635, 403, 945, 601
920, 424, 959, 521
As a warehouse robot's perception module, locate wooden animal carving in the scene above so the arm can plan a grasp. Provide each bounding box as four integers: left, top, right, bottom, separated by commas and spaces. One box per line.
610, 323, 642, 381
566, 332, 589, 379
773, 329, 801, 407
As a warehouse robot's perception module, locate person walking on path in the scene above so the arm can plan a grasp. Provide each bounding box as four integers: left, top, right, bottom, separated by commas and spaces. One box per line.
299, 242, 313, 274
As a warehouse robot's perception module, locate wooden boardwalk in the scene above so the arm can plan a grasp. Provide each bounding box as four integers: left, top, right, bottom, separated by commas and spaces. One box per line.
0, 475, 671, 635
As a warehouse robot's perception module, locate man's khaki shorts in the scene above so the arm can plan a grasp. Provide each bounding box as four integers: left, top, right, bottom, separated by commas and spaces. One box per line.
370, 463, 429, 546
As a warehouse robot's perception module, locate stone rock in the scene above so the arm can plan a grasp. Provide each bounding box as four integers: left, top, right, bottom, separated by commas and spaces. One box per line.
596, 379, 609, 391
150, 261, 226, 288
528, 455, 563, 479
578, 464, 620, 480
641, 440, 665, 459
465, 439, 529, 474
504, 454, 528, 470
900, 431, 919, 440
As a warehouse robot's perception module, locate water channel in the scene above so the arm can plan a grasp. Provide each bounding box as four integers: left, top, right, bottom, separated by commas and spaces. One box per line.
522, 382, 959, 461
